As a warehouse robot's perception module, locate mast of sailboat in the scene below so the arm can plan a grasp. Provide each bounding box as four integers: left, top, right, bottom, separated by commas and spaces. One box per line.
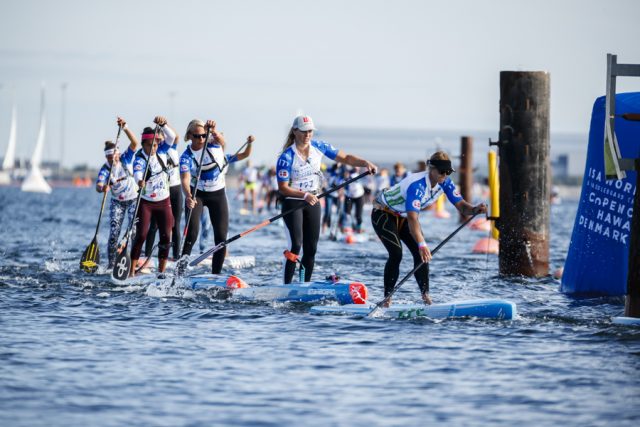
2, 98, 17, 171
59, 83, 67, 176
20, 83, 52, 194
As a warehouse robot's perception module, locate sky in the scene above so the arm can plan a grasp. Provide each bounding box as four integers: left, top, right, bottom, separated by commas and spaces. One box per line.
0, 0, 639, 168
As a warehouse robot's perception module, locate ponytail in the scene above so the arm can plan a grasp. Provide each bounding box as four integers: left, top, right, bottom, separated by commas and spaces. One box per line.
281, 127, 296, 152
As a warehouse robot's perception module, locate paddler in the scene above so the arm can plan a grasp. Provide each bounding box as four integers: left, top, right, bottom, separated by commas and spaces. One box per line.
276, 114, 377, 283
95, 116, 139, 269
129, 116, 177, 277
179, 119, 253, 274
371, 151, 487, 305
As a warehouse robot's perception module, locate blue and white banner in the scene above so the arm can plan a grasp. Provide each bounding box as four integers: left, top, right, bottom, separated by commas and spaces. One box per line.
561, 92, 640, 296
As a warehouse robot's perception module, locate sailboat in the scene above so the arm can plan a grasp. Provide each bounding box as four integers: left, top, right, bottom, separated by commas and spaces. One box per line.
21, 85, 52, 194
0, 102, 17, 185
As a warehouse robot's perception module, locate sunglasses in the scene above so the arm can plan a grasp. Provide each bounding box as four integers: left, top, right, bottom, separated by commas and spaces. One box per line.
438, 169, 453, 176
192, 133, 207, 139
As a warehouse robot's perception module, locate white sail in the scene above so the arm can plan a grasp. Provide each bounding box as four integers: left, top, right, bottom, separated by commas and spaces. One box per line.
21, 86, 52, 194
2, 103, 17, 171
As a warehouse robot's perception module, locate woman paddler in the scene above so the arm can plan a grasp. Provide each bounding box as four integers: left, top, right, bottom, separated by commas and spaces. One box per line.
95, 116, 139, 269
179, 119, 253, 274
276, 114, 377, 284
129, 116, 177, 277
372, 151, 487, 305
144, 131, 184, 260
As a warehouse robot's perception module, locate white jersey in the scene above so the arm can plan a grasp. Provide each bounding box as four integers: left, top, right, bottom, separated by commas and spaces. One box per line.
180, 143, 238, 192
345, 172, 365, 198
96, 147, 138, 202
166, 145, 181, 187
276, 140, 339, 194
133, 147, 172, 202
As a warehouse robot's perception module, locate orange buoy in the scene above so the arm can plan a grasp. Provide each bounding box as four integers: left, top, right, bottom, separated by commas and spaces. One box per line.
472, 237, 499, 254
344, 234, 356, 244
226, 275, 249, 289
470, 217, 492, 232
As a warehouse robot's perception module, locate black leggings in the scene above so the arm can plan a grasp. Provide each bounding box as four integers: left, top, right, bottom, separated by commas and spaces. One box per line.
131, 198, 173, 261
182, 187, 229, 274
371, 208, 429, 297
282, 198, 322, 283
344, 195, 365, 230
145, 185, 183, 259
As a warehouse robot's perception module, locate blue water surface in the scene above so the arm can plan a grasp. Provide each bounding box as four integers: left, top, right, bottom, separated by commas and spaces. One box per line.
0, 187, 638, 427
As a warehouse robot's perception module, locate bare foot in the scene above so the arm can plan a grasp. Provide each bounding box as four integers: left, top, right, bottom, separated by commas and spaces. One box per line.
422, 293, 432, 305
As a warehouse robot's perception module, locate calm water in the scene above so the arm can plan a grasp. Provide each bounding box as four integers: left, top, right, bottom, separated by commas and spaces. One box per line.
1, 187, 639, 427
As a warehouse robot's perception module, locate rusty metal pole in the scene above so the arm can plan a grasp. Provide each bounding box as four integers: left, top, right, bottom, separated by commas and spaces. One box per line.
497, 71, 550, 277
458, 136, 473, 222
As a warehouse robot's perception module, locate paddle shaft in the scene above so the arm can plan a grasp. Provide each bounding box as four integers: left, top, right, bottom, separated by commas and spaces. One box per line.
370, 212, 479, 313
190, 170, 372, 266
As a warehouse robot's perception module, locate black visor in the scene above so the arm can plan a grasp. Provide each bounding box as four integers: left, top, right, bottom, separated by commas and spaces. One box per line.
428, 159, 454, 175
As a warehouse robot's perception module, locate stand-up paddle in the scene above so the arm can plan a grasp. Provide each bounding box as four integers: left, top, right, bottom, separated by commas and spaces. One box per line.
80, 125, 123, 273
111, 125, 161, 281
187, 170, 372, 269
173, 133, 252, 275
367, 212, 480, 317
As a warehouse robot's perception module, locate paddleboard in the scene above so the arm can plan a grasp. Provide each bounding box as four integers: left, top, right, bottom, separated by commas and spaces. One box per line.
188, 275, 368, 304
612, 316, 640, 326
112, 273, 369, 305
310, 299, 517, 320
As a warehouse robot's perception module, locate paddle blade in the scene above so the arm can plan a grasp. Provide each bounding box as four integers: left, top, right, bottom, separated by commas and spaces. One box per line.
112, 249, 131, 281
80, 237, 100, 273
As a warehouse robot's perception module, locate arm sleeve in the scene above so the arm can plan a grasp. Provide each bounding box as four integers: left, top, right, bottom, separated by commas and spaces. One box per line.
160, 126, 176, 147
133, 157, 146, 181
313, 140, 339, 161
121, 147, 135, 166
96, 166, 109, 185
405, 180, 425, 213
226, 153, 238, 164
276, 152, 292, 182
441, 178, 464, 204
179, 151, 192, 175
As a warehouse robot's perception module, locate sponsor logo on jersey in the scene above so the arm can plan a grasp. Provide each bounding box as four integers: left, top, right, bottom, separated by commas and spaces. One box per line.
412, 199, 421, 210
278, 170, 289, 179
453, 190, 461, 197
134, 164, 142, 171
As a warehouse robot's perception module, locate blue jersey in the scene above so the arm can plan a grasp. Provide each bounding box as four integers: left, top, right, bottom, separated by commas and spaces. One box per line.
96, 147, 138, 201
276, 140, 339, 194
377, 172, 463, 217
179, 143, 238, 192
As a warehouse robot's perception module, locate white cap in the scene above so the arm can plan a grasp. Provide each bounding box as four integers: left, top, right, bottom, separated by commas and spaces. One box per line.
292, 115, 316, 131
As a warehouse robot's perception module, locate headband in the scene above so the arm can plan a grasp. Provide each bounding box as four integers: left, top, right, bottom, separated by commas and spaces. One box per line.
141, 133, 158, 141
104, 148, 116, 156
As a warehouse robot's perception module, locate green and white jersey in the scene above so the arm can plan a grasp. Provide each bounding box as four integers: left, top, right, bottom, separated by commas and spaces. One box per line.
377, 172, 463, 217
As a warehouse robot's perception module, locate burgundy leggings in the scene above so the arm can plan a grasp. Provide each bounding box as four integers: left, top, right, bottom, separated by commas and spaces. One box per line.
131, 198, 174, 260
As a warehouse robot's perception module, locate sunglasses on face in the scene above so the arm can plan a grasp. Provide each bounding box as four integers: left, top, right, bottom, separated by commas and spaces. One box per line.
192, 133, 207, 139
438, 169, 453, 176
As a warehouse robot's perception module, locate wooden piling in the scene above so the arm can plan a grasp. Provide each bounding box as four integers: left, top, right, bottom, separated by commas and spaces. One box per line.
497, 71, 550, 277
459, 136, 473, 222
